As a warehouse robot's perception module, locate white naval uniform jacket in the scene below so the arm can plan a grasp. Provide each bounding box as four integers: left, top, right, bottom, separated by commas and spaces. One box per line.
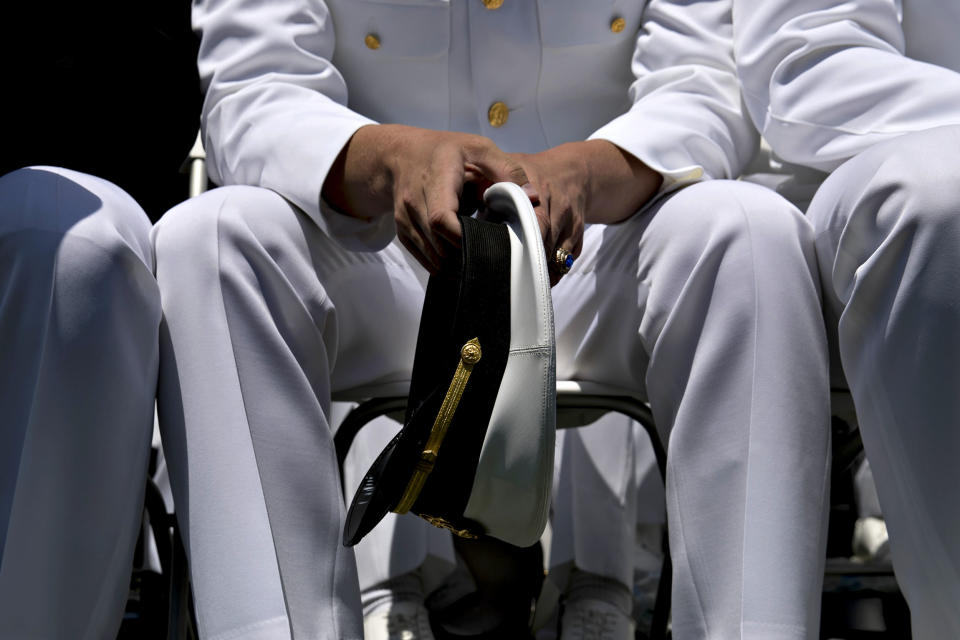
735, 0, 960, 173
193, 0, 757, 251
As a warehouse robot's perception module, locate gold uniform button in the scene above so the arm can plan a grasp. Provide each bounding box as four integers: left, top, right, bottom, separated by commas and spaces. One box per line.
482, 0, 504, 9
610, 17, 626, 33
487, 101, 509, 128
364, 34, 381, 50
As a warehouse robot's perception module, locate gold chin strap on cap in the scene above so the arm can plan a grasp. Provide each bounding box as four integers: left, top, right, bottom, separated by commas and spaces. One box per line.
421, 514, 479, 539
394, 338, 482, 515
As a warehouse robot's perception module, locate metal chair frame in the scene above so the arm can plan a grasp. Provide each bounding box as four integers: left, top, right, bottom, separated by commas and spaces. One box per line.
140, 479, 197, 640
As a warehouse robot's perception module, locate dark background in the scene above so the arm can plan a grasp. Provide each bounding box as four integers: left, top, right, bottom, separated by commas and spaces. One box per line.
1, 1, 202, 222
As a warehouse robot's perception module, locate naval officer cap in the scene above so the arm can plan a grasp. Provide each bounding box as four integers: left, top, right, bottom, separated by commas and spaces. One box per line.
344, 182, 557, 548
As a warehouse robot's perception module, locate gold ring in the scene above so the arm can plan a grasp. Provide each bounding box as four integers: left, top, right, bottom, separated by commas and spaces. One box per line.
554, 247, 574, 274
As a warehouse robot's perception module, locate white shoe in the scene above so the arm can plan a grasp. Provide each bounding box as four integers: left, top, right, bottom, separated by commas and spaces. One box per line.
363, 600, 435, 640
852, 516, 890, 563
560, 597, 635, 640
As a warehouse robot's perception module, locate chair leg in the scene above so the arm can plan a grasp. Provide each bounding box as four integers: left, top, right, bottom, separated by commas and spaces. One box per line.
647, 539, 672, 640
333, 396, 408, 495
144, 480, 173, 580
555, 396, 671, 640
167, 526, 198, 640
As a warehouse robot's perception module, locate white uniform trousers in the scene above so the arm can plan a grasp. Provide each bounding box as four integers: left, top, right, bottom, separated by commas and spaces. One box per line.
0, 167, 159, 639
153, 178, 830, 640
549, 414, 665, 592
807, 125, 960, 640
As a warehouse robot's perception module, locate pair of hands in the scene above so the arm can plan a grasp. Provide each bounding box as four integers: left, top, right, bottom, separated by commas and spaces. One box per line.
323, 124, 661, 284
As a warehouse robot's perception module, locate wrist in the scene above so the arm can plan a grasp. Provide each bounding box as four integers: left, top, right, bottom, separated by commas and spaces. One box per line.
322, 124, 398, 219
583, 139, 662, 224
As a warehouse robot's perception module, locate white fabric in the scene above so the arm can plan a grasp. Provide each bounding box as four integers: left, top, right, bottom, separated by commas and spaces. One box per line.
154, 178, 832, 640
805, 126, 960, 640
550, 415, 639, 591
735, 0, 960, 173
154, 187, 371, 640
0, 166, 159, 639
735, 1, 960, 634
167, 1, 832, 637
191, 0, 758, 608
549, 413, 665, 591
553, 180, 831, 640
193, 0, 758, 251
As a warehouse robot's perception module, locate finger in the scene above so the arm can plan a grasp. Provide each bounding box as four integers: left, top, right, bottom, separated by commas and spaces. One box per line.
407, 197, 446, 267
470, 175, 540, 224
518, 168, 550, 245
532, 200, 551, 253
552, 203, 584, 259
398, 233, 439, 275
569, 193, 586, 259
467, 144, 530, 187
546, 202, 584, 287
548, 235, 575, 287
399, 184, 448, 256
522, 182, 541, 206
396, 203, 442, 273
423, 166, 465, 249
535, 185, 569, 262
463, 165, 495, 195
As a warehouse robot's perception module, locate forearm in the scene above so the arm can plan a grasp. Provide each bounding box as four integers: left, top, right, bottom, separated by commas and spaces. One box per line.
323, 123, 520, 218
579, 140, 663, 225
322, 124, 396, 220
513, 140, 662, 228
507, 138, 663, 284
584, 0, 757, 190
736, 0, 960, 171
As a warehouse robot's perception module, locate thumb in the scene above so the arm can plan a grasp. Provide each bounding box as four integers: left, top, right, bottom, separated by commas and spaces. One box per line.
533, 202, 551, 250
468, 146, 530, 187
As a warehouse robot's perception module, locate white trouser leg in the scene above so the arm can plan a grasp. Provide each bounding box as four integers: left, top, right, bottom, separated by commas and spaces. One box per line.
549, 414, 664, 596
153, 186, 428, 640
550, 414, 640, 590
807, 125, 960, 640
552, 180, 831, 640
0, 167, 159, 639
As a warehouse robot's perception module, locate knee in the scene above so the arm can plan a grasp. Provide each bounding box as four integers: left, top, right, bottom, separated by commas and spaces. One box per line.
153, 185, 296, 278
820, 126, 960, 236
1, 166, 152, 240
0, 166, 157, 308
661, 180, 814, 264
